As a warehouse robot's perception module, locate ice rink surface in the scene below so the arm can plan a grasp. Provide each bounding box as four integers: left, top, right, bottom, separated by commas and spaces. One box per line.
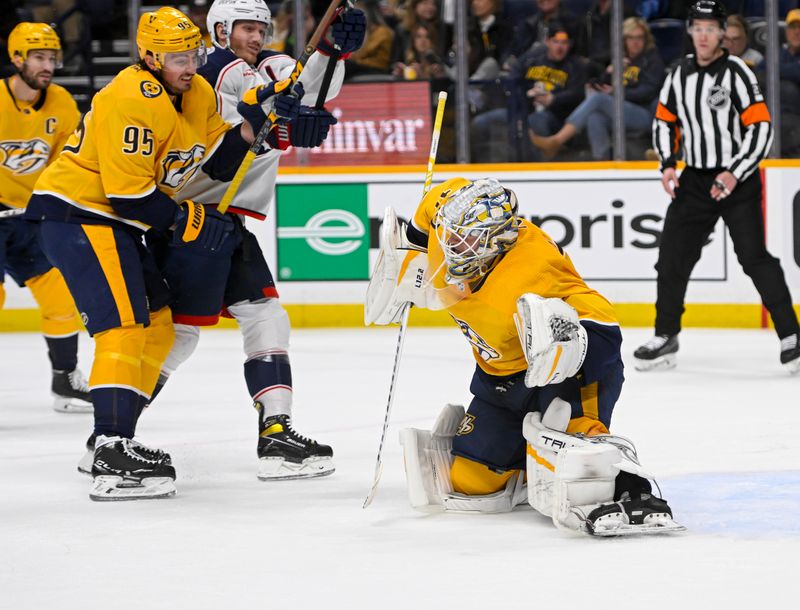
2, 326, 798, 609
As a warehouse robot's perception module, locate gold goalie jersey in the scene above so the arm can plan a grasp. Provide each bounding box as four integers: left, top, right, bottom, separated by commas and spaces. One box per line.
33, 64, 229, 230
0, 78, 80, 209
414, 178, 619, 377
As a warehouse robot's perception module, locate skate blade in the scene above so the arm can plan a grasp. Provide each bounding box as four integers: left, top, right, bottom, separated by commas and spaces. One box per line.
588, 515, 686, 537
783, 357, 800, 375
52, 396, 94, 414
89, 476, 176, 501
257, 456, 335, 481
633, 354, 676, 372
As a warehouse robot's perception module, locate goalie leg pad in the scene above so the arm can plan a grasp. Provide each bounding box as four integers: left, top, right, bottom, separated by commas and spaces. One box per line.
398, 403, 464, 510
442, 470, 527, 514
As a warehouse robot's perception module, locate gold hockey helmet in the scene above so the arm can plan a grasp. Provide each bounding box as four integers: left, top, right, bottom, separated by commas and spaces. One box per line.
136, 7, 205, 70
8, 22, 63, 66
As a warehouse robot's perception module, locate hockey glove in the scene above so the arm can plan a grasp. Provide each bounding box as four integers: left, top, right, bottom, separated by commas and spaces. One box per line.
173, 200, 234, 250
317, 8, 366, 56
264, 107, 338, 151
237, 81, 304, 134
514, 294, 588, 387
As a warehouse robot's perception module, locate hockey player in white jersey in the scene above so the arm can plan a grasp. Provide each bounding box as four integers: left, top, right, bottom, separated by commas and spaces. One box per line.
140, 0, 364, 481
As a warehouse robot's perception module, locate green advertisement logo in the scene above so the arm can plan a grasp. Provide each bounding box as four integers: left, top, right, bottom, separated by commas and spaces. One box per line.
276, 183, 369, 281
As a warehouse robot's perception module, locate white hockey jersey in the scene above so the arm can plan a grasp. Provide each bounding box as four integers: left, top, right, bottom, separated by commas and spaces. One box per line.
177, 45, 344, 220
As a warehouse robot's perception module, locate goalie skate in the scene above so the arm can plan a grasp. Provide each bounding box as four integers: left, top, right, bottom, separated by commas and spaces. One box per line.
583, 492, 686, 537
89, 436, 176, 501
257, 414, 334, 481
52, 369, 93, 413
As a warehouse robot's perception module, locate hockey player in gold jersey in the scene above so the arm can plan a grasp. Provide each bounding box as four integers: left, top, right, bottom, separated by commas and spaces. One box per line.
0, 22, 92, 413
366, 178, 683, 535
25, 6, 295, 501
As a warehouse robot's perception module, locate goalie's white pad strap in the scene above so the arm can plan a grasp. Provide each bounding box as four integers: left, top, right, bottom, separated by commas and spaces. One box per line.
514, 294, 588, 387
442, 470, 527, 514
398, 404, 464, 510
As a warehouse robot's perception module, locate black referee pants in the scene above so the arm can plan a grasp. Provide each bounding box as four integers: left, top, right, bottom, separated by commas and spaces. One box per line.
654, 168, 799, 338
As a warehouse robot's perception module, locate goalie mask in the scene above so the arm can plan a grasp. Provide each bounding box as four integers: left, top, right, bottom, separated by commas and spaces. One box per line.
434, 179, 520, 284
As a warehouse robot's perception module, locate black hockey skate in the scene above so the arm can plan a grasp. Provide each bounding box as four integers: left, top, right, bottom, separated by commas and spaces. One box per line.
633, 334, 678, 371
780, 333, 800, 374
78, 432, 172, 476
585, 492, 685, 537
52, 369, 93, 413
90, 435, 176, 501
257, 412, 334, 480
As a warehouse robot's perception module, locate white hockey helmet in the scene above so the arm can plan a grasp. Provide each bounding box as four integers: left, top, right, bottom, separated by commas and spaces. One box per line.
207, 0, 273, 48
435, 178, 520, 284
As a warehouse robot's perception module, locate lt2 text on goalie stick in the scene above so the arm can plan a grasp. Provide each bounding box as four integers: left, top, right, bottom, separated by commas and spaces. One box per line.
363, 91, 448, 508
216, 0, 345, 214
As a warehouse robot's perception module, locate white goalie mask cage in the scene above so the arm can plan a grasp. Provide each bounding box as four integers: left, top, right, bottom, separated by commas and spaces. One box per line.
207, 0, 274, 49
434, 178, 520, 284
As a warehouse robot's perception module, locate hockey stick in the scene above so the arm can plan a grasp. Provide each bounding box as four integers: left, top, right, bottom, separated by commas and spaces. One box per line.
314, 1, 357, 108
0, 208, 25, 218
362, 91, 448, 509
217, 0, 345, 214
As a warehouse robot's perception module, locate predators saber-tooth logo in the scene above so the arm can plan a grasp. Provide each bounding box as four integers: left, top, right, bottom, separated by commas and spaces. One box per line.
0, 139, 51, 175
452, 316, 500, 362
160, 144, 206, 189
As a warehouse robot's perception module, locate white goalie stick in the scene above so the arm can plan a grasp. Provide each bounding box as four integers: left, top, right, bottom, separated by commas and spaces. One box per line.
363, 91, 448, 508
0, 208, 25, 218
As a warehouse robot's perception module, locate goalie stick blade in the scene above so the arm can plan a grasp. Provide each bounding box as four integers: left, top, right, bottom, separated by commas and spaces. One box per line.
363, 461, 384, 508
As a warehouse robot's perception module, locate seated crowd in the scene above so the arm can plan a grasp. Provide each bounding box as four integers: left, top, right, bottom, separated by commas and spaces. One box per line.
3, 0, 800, 160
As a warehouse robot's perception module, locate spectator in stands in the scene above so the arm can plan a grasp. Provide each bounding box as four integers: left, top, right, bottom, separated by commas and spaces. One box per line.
574, 0, 635, 79
266, 0, 316, 57
723, 14, 763, 69
392, 0, 450, 66
393, 22, 446, 80
346, 0, 395, 79
472, 21, 585, 162
503, 0, 576, 70
470, 0, 511, 64
778, 8, 800, 156
531, 16, 664, 160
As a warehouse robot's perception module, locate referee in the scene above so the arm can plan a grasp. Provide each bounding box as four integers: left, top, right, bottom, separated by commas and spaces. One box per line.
635, 0, 800, 373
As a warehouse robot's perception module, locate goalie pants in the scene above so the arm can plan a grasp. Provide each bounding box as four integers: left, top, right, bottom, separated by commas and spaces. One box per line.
654, 168, 799, 338
147, 215, 277, 326
451, 363, 624, 473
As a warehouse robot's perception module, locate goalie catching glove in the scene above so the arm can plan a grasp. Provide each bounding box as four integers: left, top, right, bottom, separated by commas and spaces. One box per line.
173, 200, 233, 250
514, 293, 588, 387
365, 207, 439, 325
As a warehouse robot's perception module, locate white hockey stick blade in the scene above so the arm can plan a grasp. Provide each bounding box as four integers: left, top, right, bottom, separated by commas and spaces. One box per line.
0, 208, 25, 218
362, 461, 384, 508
